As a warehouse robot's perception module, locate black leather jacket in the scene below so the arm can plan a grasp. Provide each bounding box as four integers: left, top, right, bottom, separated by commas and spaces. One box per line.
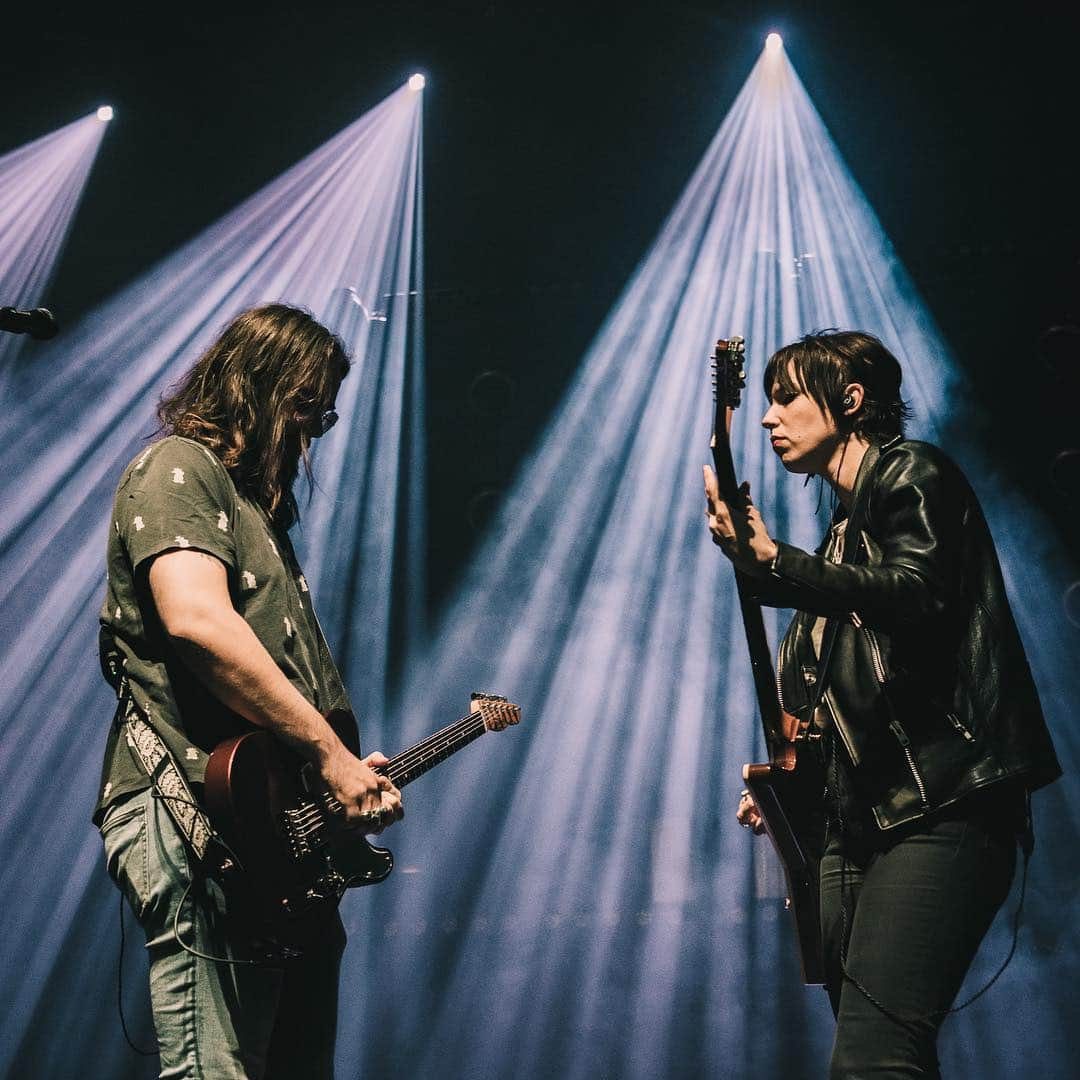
753, 439, 1061, 832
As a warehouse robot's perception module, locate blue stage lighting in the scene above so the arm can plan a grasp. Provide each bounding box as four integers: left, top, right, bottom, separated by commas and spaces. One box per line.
0, 85, 424, 1079
0, 112, 110, 373
336, 40, 1078, 1080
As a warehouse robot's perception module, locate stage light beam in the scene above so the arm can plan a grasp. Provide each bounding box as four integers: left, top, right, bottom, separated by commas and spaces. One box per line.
342, 37, 1079, 1080
766, 33, 783, 53
0, 85, 425, 1080
0, 111, 110, 373
408, 73, 426, 91
96, 106, 113, 122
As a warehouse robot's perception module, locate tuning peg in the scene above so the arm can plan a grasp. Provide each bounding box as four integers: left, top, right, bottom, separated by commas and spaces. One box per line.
475, 696, 522, 731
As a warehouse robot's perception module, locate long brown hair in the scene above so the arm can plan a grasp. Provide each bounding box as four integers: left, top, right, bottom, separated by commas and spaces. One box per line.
158, 304, 350, 528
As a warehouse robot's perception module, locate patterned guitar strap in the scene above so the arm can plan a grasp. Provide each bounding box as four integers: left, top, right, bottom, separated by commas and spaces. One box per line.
108, 655, 217, 864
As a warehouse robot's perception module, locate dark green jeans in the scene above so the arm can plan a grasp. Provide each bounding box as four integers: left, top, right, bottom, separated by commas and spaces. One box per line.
820, 809, 1017, 1079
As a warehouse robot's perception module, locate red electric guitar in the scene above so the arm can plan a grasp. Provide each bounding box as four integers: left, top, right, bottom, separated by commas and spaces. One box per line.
710, 336, 824, 985
204, 693, 521, 956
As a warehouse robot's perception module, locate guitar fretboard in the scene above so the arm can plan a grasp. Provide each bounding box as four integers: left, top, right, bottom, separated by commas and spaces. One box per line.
381, 711, 487, 788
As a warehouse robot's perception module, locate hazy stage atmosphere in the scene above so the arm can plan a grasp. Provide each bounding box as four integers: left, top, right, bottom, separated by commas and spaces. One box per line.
1, 3, 1077, 1078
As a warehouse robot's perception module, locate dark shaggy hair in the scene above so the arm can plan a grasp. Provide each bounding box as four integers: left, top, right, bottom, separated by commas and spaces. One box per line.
157, 304, 350, 528
763, 329, 911, 442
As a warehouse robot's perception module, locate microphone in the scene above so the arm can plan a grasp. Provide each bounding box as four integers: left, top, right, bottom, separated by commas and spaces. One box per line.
0, 307, 59, 340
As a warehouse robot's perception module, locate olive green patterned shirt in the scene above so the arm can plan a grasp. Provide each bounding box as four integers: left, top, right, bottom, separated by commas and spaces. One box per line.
96, 435, 355, 822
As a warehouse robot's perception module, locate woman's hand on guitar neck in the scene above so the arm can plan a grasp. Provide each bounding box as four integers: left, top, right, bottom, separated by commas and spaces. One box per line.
703, 468, 779, 577
319, 745, 404, 835
737, 789, 767, 836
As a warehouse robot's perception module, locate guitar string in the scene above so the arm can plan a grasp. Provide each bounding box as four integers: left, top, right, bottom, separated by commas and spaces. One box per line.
401, 710, 483, 750
308, 711, 496, 821
386, 711, 481, 768
368, 698, 516, 784
385, 712, 487, 784
382, 716, 483, 786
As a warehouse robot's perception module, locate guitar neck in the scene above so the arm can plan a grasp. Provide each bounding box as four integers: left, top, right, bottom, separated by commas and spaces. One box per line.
710, 435, 742, 504
711, 436, 786, 747
380, 711, 488, 789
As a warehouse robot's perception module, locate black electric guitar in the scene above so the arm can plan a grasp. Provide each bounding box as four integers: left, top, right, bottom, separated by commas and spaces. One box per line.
204, 693, 521, 956
710, 337, 824, 985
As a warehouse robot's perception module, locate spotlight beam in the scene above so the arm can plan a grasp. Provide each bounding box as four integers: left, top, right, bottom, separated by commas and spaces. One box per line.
329, 43, 1080, 1080
0, 86, 424, 1079
0, 112, 110, 372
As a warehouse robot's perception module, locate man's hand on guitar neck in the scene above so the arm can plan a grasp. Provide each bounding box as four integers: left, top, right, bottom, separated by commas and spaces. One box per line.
702, 466, 779, 577
737, 788, 767, 836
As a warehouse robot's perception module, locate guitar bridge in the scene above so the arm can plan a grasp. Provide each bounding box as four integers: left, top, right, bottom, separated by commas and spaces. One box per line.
280, 800, 330, 861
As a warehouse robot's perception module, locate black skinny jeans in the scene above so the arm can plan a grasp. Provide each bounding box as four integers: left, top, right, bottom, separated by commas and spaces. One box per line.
820, 809, 1017, 1079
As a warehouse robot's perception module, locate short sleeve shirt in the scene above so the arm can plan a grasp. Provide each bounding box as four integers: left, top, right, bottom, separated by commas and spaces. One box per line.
96, 436, 355, 821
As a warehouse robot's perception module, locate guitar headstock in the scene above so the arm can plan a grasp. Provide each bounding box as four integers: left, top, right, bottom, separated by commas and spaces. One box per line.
470, 692, 522, 732
710, 335, 746, 446
711, 336, 746, 410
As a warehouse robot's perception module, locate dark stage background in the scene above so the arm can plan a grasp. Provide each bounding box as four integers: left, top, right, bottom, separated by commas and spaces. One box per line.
3, 1, 1077, 598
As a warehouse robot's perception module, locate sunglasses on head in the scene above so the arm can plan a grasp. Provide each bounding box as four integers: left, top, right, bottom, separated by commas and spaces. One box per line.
296, 399, 339, 437
313, 409, 338, 436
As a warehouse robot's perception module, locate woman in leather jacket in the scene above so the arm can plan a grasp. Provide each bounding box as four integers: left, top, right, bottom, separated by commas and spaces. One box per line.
703, 330, 1061, 1079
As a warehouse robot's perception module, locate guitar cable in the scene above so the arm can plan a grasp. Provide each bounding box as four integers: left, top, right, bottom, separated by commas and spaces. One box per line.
830, 733, 1031, 1030
172, 878, 276, 969
113, 849, 276, 1060
117, 890, 157, 1057
151, 790, 283, 969
810, 502, 1029, 1029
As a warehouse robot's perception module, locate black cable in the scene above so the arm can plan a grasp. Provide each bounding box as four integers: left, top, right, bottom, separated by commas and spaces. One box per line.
147, 791, 282, 969
171, 878, 278, 969
117, 890, 156, 1057
149, 790, 247, 871
839, 844, 1030, 1026
833, 737, 1029, 1028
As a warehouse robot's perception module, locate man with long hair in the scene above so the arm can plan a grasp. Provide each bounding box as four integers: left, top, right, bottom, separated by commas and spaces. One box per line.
703, 330, 1060, 1077
95, 304, 402, 1077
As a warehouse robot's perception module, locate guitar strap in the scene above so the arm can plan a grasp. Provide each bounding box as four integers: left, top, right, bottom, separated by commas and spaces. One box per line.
108, 658, 217, 864
805, 439, 893, 717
